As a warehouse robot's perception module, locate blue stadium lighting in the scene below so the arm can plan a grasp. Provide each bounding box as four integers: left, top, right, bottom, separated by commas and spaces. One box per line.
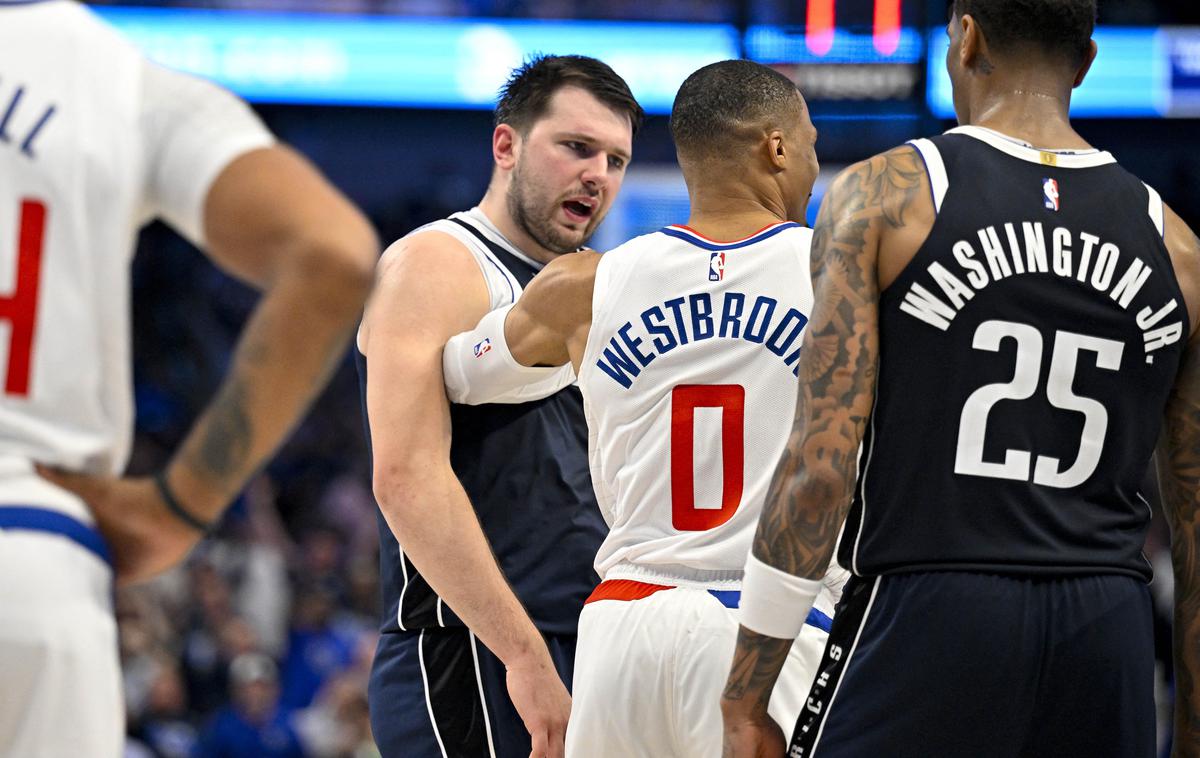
91, 6, 738, 112
927, 27, 1172, 118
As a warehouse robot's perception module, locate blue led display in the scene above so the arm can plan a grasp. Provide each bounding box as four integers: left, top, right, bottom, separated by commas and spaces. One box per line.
927, 27, 1171, 118
93, 6, 738, 111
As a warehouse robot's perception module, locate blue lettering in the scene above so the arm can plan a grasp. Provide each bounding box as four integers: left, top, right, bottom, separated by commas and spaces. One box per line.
641, 306, 677, 354
618, 322, 654, 368
596, 338, 642, 388
664, 297, 690, 346
689, 293, 714, 341
744, 296, 778, 344
0, 85, 23, 145
720, 292, 745, 338
766, 309, 808, 357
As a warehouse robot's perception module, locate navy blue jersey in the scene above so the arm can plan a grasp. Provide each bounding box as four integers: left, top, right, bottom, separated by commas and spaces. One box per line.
358, 212, 606, 634
840, 127, 1188, 581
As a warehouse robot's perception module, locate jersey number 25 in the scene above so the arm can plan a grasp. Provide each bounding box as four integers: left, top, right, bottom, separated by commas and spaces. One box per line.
954, 319, 1123, 489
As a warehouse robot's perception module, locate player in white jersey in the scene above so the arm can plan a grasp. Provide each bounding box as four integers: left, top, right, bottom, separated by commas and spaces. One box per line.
0, 3, 377, 755
442, 60, 845, 758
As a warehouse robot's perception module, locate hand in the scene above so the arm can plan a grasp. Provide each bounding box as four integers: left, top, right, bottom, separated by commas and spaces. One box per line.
35, 466, 204, 584
505, 654, 571, 758
721, 705, 786, 758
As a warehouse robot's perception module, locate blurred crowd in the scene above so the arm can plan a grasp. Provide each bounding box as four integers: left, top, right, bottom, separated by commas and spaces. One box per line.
121, 218, 408, 758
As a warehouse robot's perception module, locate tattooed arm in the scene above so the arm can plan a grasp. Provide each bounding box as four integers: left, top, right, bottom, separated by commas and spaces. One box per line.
1159, 208, 1200, 758
720, 146, 928, 757
41, 147, 378, 583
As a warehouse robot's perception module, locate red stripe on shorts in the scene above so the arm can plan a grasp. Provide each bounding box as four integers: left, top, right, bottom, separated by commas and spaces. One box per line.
585, 579, 674, 604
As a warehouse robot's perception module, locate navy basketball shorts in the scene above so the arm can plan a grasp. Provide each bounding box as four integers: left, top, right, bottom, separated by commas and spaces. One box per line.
790, 571, 1155, 758
369, 627, 576, 758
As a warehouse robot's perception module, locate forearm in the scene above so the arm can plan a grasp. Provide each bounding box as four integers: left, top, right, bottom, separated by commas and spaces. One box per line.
168, 261, 368, 517
1175, 593, 1200, 757
379, 467, 550, 668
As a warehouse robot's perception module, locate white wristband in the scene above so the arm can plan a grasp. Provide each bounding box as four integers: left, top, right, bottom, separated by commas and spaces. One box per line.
739, 553, 823, 640
442, 304, 575, 405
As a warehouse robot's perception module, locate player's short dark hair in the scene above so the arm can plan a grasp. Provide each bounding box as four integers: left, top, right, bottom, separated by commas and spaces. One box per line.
670, 60, 802, 161
495, 54, 644, 137
952, 0, 1096, 67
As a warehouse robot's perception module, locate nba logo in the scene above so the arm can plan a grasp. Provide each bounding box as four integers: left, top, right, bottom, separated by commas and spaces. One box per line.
1042, 177, 1060, 212
473, 338, 492, 358
709, 251, 725, 282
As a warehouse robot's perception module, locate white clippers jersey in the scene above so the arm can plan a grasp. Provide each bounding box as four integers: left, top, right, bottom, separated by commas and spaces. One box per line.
0, 1, 273, 489
580, 222, 817, 586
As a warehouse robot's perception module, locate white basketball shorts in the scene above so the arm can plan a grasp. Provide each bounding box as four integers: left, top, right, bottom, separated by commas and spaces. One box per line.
565, 580, 831, 758
0, 465, 122, 758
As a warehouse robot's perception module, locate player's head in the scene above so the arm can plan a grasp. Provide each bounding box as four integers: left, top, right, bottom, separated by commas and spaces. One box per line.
670, 60, 818, 223
947, 0, 1098, 122
490, 55, 643, 255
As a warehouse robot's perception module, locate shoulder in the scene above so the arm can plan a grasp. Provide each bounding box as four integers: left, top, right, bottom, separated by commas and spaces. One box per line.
361, 228, 491, 345
822, 144, 931, 228
377, 229, 477, 280
1163, 203, 1200, 338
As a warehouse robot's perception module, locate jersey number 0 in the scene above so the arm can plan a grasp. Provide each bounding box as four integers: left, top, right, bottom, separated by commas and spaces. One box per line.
2, 199, 46, 397
671, 384, 745, 531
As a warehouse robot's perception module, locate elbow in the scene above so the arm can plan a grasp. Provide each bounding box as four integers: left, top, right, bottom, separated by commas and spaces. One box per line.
288, 223, 379, 319
371, 457, 435, 522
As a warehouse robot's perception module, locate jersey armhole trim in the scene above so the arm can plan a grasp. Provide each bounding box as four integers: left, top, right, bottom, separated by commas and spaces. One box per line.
907, 139, 948, 215
1143, 183, 1165, 238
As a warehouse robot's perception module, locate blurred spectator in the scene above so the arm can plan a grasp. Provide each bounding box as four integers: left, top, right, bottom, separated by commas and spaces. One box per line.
133, 657, 199, 758
279, 581, 360, 710
295, 670, 378, 758
193, 653, 306, 758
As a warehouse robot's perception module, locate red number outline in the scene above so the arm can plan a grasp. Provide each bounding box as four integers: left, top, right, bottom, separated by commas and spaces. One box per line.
670, 384, 745, 531
3, 200, 46, 397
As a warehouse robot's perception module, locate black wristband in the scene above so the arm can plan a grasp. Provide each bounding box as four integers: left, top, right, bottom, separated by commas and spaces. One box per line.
153, 471, 214, 534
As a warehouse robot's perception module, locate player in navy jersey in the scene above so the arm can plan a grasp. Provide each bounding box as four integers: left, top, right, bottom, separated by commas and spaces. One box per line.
357, 56, 641, 758
721, 1, 1200, 756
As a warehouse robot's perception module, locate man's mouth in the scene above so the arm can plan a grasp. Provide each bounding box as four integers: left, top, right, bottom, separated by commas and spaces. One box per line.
562, 197, 597, 223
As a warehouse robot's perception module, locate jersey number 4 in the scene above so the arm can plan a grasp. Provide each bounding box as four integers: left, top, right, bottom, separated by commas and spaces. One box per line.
2, 200, 46, 397
671, 384, 745, 531
954, 319, 1123, 489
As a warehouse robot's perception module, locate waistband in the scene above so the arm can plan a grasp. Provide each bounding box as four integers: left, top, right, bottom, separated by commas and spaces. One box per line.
0, 506, 113, 568
602, 561, 744, 590
586, 579, 833, 633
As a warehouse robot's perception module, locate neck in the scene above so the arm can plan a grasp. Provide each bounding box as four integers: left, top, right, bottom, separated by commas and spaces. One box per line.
683, 183, 790, 241
965, 73, 1090, 150
477, 181, 560, 265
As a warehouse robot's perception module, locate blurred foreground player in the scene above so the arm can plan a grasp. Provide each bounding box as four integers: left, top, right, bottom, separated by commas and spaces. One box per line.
444, 60, 845, 758
0, 2, 377, 755
357, 55, 641, 758
721, 1, 1200, 757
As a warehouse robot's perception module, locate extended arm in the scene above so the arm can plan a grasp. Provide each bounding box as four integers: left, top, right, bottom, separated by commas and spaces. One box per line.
720, 148, 927, 755
362, 234, 570, 758
442, 251, 600, 404
43, 145, 377, 582
1158, 208, 1200, 758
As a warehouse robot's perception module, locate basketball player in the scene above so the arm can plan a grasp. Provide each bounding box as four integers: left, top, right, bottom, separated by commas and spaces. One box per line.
357, 55, 641, 758
441, 60, 845, 758
721, 1, 1200, 756
0, 2, 377, 755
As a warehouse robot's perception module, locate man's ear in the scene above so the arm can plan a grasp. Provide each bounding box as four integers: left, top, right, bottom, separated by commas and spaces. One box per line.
493, 124, 520, 170
1074, 39, 1099, 89
767, 130, 787, 171
960, 13, 986, 72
